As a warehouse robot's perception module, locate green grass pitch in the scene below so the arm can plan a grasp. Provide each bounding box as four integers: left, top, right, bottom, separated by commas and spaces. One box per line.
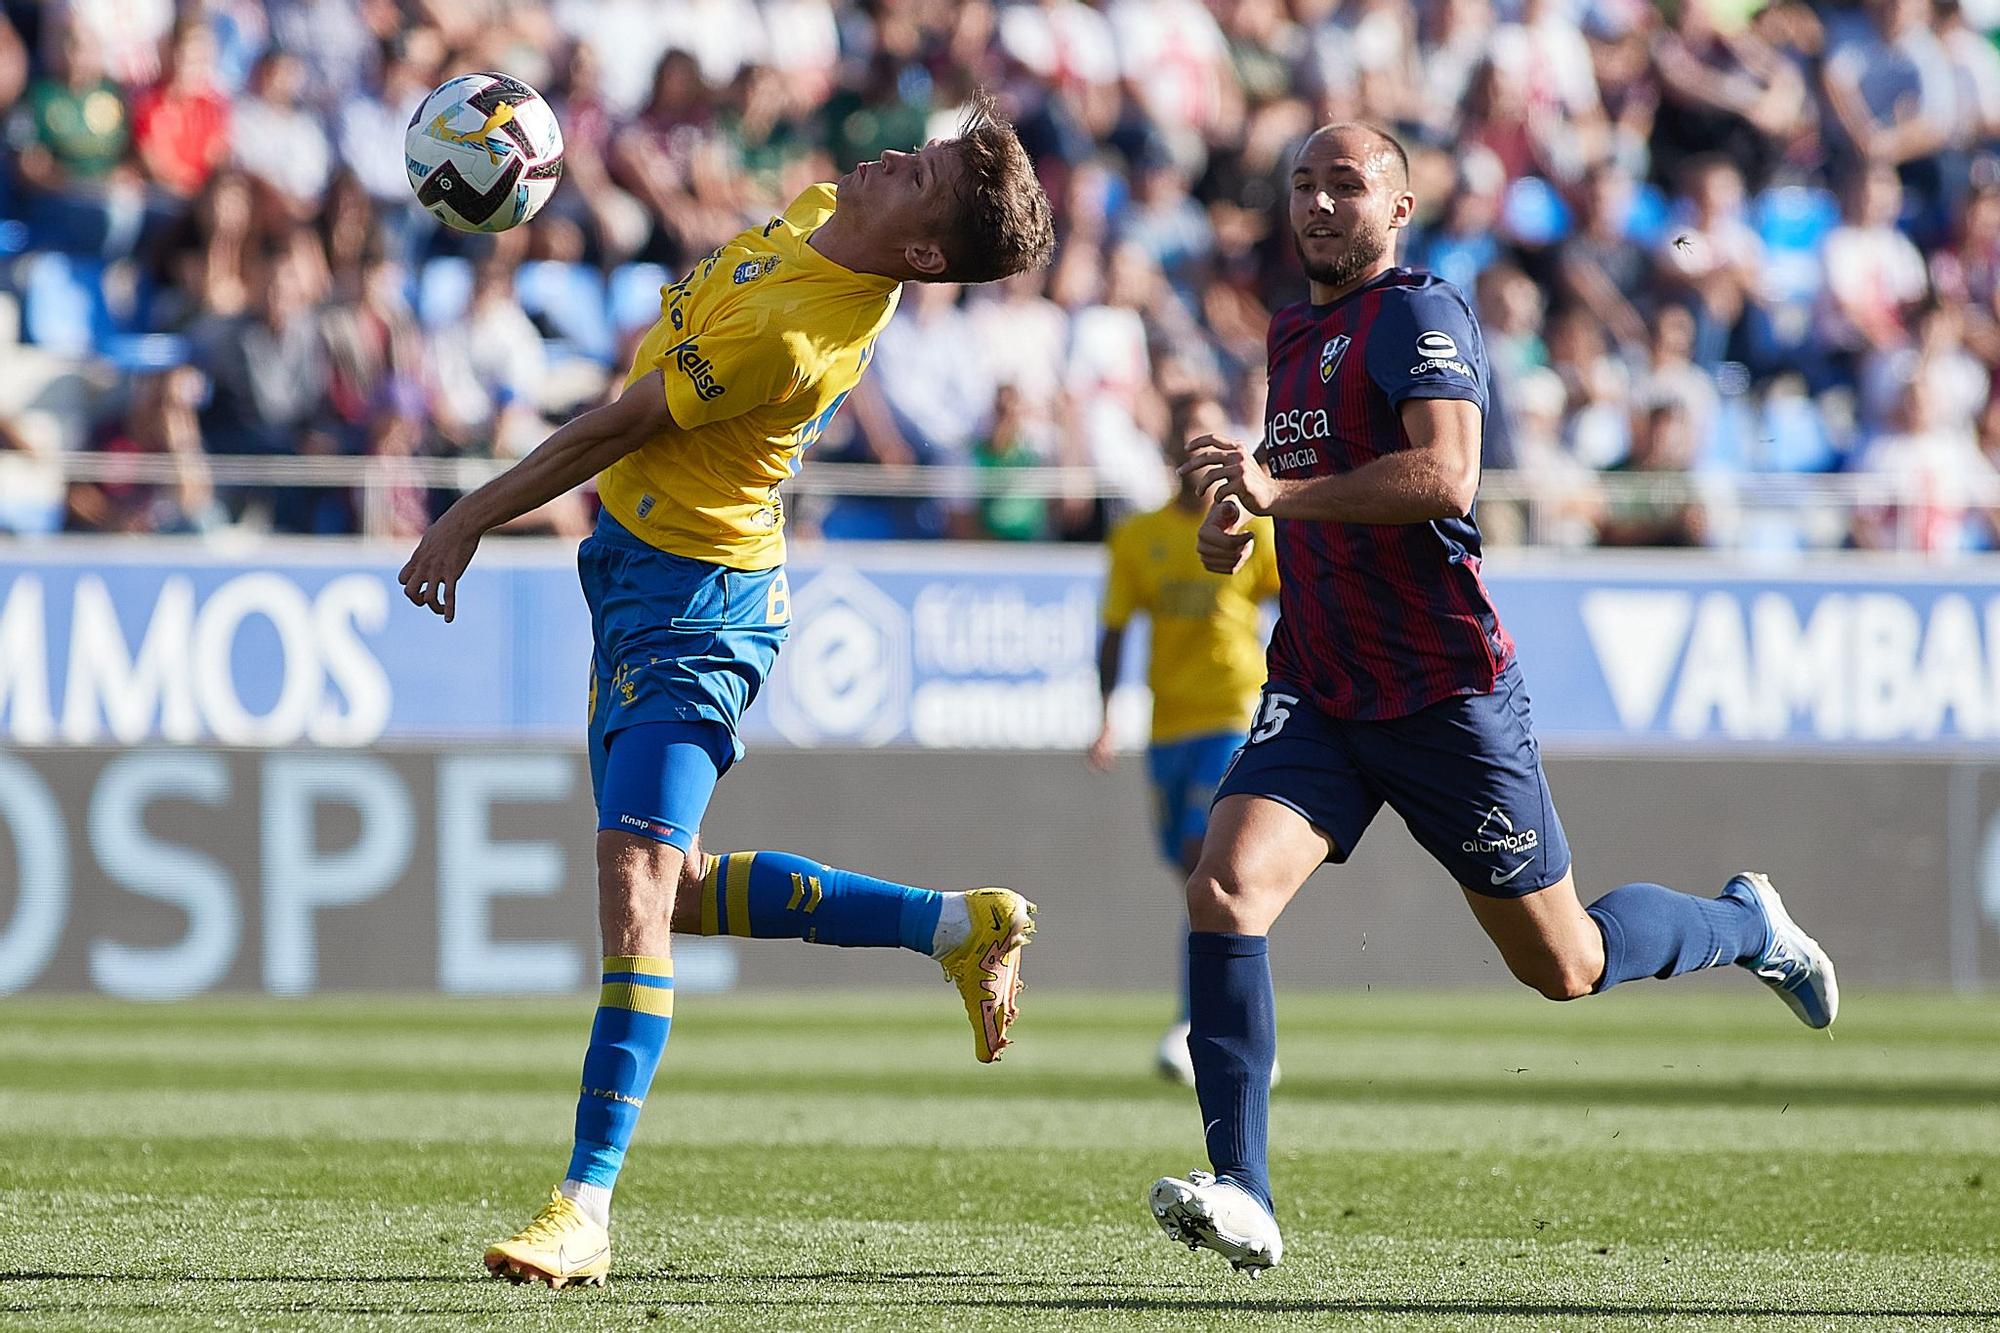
2, 989, 1997, 1331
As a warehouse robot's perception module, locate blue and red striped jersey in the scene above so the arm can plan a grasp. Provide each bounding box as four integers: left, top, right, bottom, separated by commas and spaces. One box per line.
1260, 267, 1514, 720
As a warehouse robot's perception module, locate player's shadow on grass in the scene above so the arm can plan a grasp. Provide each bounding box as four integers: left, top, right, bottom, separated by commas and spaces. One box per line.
0, 1272, 469, 1284
952, 1297, 1997, 1320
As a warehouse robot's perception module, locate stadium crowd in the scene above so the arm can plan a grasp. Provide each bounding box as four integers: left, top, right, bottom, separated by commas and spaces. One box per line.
1, 0, 1998, 551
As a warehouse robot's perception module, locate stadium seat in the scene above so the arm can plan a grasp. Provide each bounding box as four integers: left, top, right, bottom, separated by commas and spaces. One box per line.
1624, 183, 1670, 248
515, 260, 613, 364
1503, 175, 1571, 247
19, 252, 113, 357
418, 256, 474, 330
609, 263, 670, 334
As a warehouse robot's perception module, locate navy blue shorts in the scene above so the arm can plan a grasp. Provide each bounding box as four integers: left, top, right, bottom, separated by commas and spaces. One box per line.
1213, 662, 1571, 897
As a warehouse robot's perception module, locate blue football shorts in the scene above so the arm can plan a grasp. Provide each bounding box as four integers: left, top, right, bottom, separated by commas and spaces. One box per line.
581, 510, 789, 851
1213, 660, 1572, 897
1146, 731, 1244, 864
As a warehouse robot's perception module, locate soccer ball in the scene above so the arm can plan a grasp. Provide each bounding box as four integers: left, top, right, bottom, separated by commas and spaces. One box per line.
404, 72, 564, 234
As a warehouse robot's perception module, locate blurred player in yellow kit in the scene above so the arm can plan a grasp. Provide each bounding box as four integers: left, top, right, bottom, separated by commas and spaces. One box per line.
1089, 392, 1280, 1085
398, 95, 1055, 1288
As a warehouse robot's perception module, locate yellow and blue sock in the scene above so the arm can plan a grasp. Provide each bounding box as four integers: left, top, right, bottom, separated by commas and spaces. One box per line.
1187, 931, 1276, 1211
695, 852, 945, 953
1586, 879, 1769, 991
565, 955, 673, 1194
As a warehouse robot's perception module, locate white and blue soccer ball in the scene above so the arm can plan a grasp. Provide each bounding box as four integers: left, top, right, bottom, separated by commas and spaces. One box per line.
404, 72, 564, 234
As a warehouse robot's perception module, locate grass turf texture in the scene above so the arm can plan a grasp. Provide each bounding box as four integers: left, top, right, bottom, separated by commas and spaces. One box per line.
1, 991, 1996, 1331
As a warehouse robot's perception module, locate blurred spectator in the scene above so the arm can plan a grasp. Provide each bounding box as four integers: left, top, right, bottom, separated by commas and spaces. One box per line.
1600, 401, 1710, 547
1547, 306, 1631, 468
972, 382, 1056, 541
230, 49, 332, 223
966, 268, 1071, 416
1822, 0, 1958, 237
612, 48, 736, 267
1407, 147, 1504, 296
1658, 155, 1764, 365
864, 282, 992, 466
65, 365, 221, 534
1861, 296, 1990, 433
1630, 304, 1721, 454
1651, 0, 1809, 193
544, 38, 652, 266
0, 413, 65, 535
1931, 177, 2000, 364
64, 0, 174, 88
1555, 159, 1651, 351
1499, 366, 1603, 548
11, 17, 143, 254
430, 257, 551, 458
336, 29, 440, 212
1818, 164, 1930, 370
264, 0, 377, 111
1854, 376, 2000, 551
191, 243, 328, 458
132, 21, 232, 201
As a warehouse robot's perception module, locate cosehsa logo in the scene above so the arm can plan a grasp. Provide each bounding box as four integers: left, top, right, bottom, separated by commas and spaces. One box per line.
1411, 329, 1471, 377
1416, 330, 1458, 359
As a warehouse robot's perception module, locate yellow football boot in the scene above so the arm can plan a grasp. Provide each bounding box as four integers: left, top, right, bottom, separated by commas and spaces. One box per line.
482, 1191, 611, 1289
938, 888, 1037, 1063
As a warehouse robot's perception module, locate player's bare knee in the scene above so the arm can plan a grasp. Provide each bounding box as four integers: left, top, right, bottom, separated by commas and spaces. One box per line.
1514, 955, 1598, 1002
595, 831, 683, 927
1184, 863, 1264, 933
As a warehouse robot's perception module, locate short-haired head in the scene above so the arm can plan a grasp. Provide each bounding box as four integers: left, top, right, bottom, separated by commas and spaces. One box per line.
936, 91, 1056, 284
1287, 121, 1415, 293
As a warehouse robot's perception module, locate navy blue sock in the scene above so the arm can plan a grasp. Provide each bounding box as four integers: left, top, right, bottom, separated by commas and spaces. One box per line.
1186, 932, 1275, 1211
1586, 880, 1770, 992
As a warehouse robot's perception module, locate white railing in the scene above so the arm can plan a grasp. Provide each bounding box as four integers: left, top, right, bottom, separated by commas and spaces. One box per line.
7, 451, 1998, 553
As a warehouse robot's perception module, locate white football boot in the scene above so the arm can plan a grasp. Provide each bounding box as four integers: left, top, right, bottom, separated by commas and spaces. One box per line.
1155, 1022, 1282, 1089
1734, 872, 1839, 1029
1149, 1170, 1283, 1277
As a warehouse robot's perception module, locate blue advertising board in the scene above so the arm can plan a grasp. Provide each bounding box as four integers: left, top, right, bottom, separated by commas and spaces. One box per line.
2, 542, 1997, 750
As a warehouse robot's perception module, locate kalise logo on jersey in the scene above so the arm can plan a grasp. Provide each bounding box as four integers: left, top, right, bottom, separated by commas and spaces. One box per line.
674, 340, 728, 401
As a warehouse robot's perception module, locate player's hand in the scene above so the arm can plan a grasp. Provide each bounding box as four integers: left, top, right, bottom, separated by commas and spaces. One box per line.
398, 506, 482, 623
1196, 496, 1254, 575
1179, 434, 1280, 516
1087, 721, 1117, 772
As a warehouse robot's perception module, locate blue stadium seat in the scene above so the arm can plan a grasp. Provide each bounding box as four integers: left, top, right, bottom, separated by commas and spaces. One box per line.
1503, 175, 1571, 247
1755, 186, 1840, 253
418, 256, 474, 330
20, 252, 112, 356
1624, 183, 1670, 248
515, 260, 613, 364
609, 263, 669, 334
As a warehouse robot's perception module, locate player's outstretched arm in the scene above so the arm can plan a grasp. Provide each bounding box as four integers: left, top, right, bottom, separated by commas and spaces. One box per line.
1179, 401, 1482, 526
398, 371, 672, 621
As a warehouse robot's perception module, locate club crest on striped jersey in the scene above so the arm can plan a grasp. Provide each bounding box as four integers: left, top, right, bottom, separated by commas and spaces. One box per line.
1318, 334, 1351, 383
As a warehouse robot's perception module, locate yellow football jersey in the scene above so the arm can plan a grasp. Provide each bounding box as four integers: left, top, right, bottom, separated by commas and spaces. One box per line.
597, 185, 901, 570
1103, 503, 1280, 745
